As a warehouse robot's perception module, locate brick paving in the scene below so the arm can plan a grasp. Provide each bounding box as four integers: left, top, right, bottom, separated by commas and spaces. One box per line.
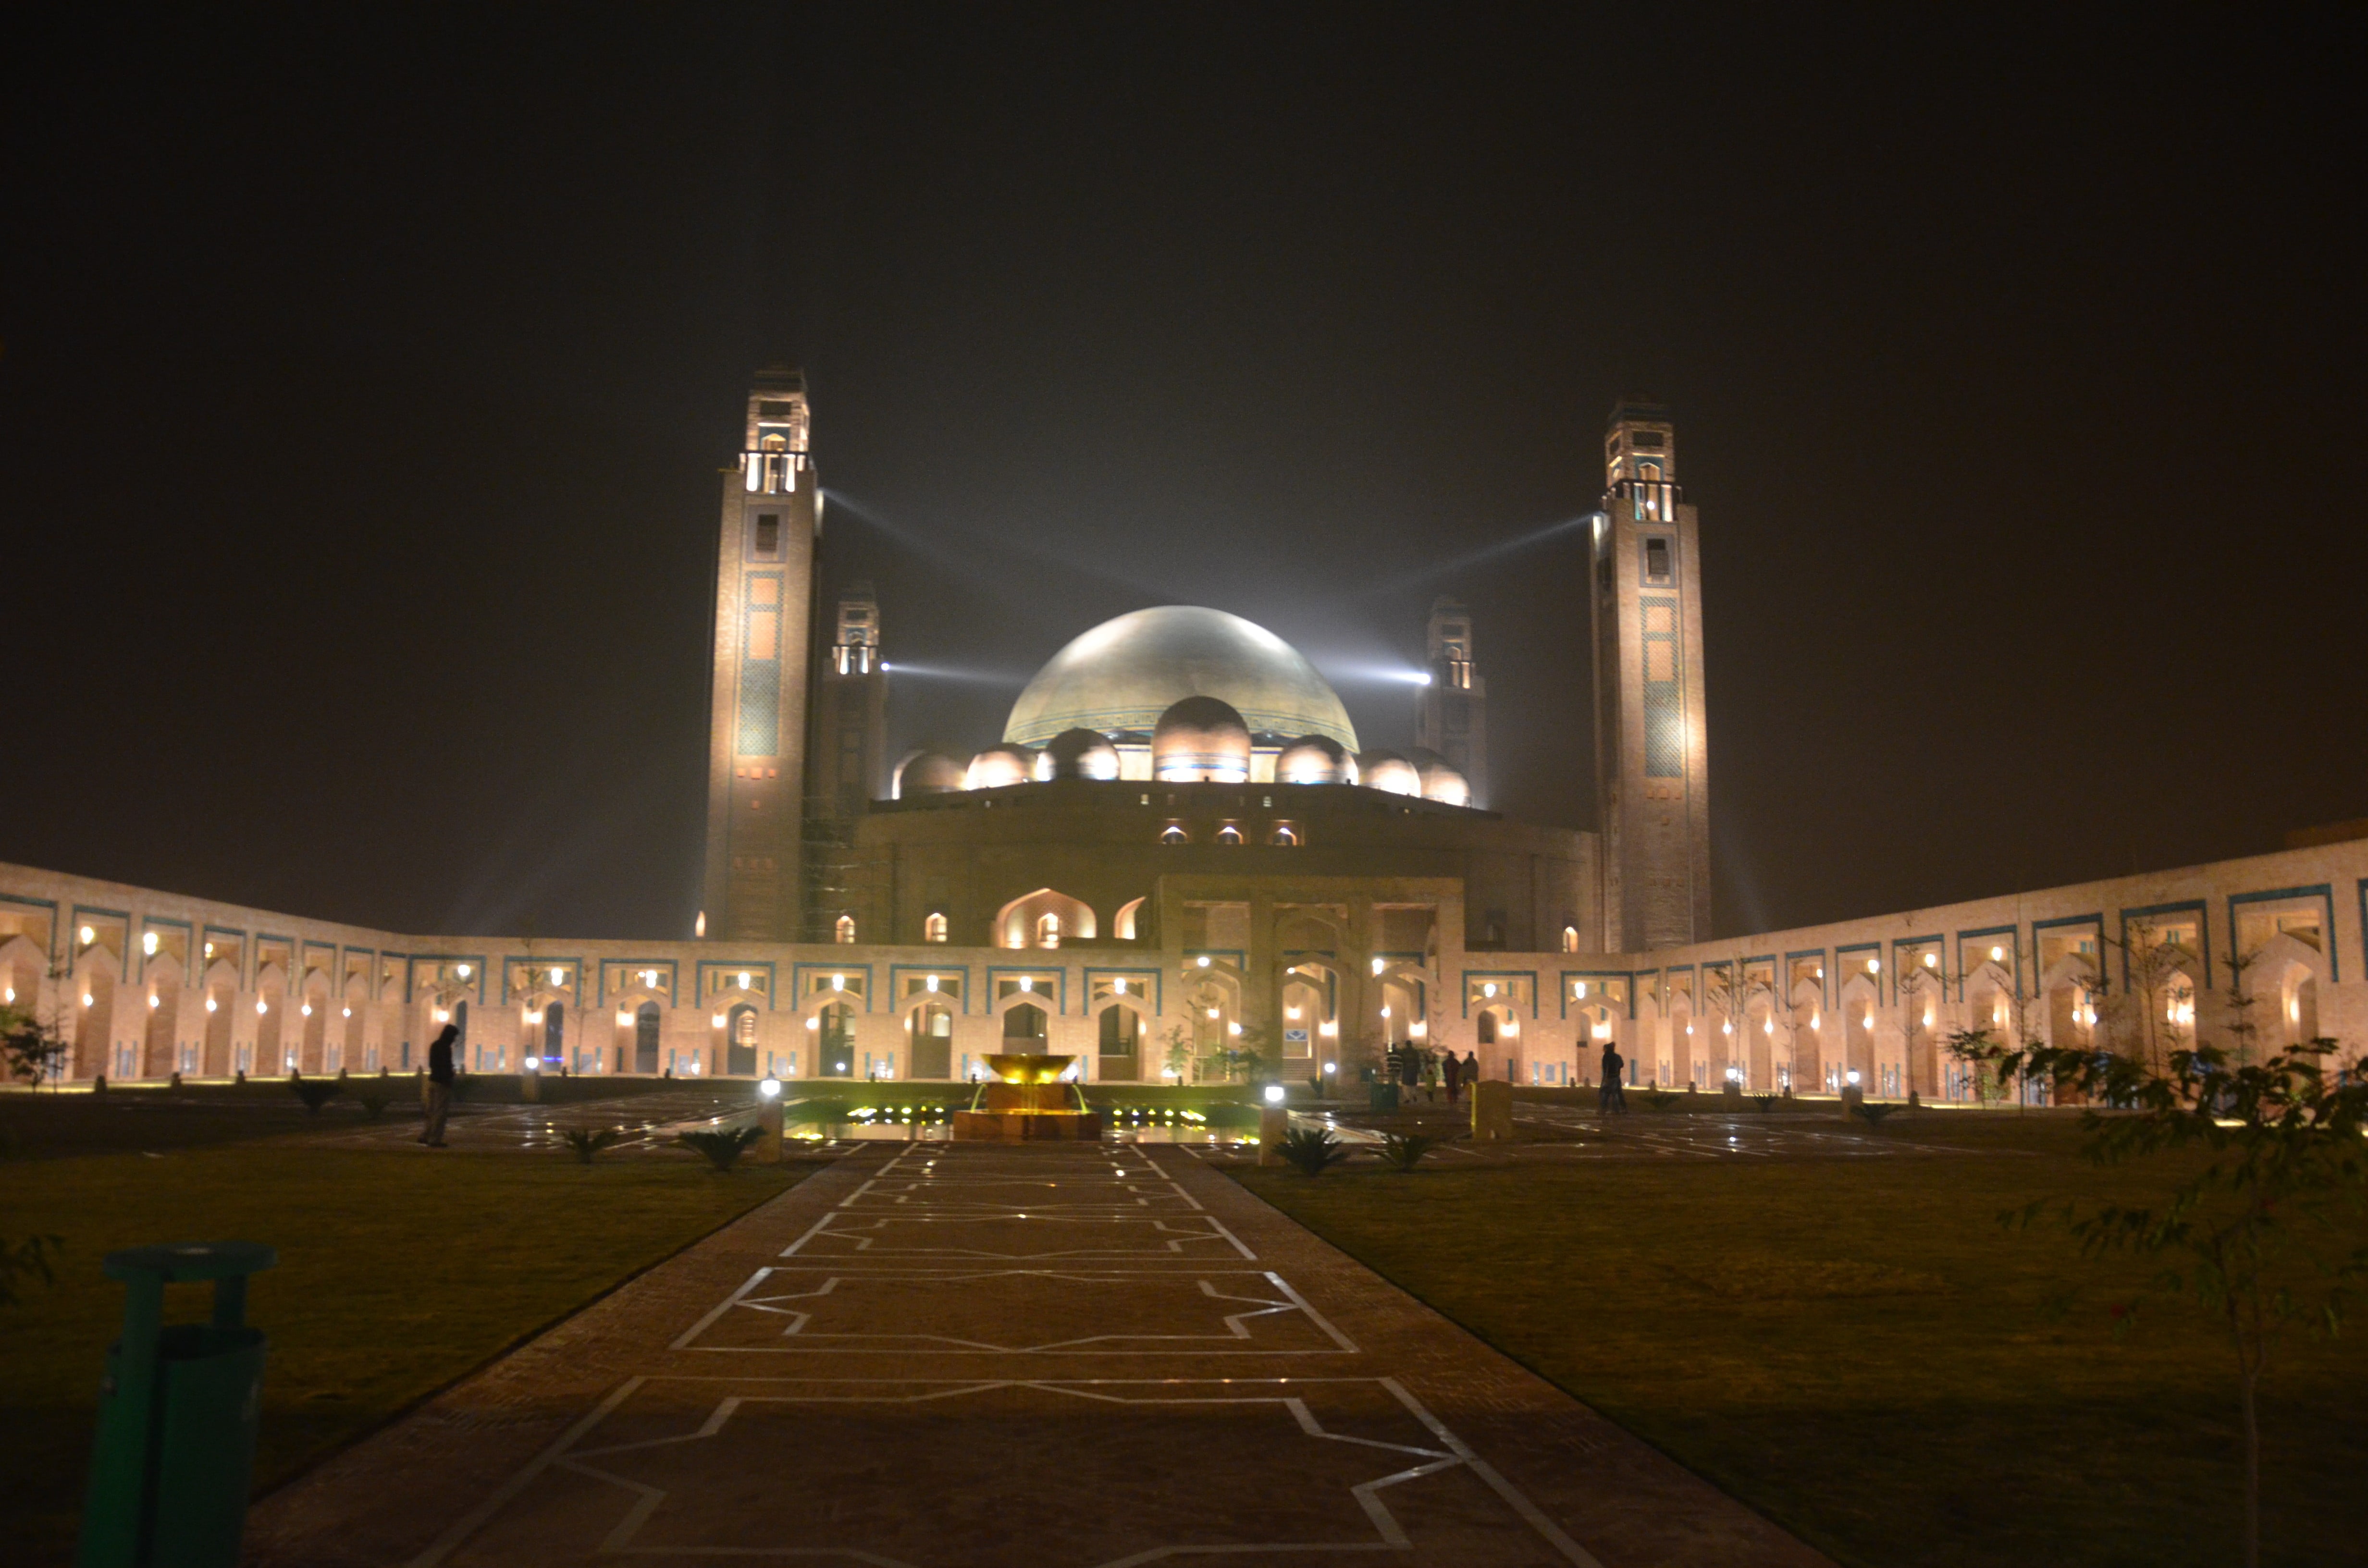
243, 1141, 1831, 1568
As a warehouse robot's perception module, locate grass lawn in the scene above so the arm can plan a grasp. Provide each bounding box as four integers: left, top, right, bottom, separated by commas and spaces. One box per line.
1237, 1114, 2368, 1568
3, 1142, 808, 1565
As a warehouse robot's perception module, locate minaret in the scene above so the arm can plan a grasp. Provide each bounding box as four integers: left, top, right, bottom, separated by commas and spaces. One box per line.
1589, 398, 1710, 950
804, 581, 890, 940
701, 366, 820, 942
1414, 596, 1489, 806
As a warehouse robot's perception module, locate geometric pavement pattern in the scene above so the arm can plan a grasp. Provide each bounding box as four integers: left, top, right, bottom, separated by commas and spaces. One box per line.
244, 1141, 1835, 1568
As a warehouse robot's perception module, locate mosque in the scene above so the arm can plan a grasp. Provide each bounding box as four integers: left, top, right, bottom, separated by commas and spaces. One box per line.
6, 369, 2364, 1095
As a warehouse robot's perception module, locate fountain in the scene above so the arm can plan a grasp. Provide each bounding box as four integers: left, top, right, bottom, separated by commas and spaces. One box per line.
952, 1054, 1105, 1141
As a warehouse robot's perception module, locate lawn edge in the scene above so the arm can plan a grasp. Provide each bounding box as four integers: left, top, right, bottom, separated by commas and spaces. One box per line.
242, 1156, 826, 1506
1221, 1162, 1868, 1568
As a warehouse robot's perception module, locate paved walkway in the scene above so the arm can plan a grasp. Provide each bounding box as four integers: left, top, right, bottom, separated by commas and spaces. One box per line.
244, 1142, 1831, 1568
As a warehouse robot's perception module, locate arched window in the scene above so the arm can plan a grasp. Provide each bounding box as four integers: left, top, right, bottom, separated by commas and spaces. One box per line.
834, 915, 856, 944
1268, 825, 1298, 845
1562, 925, 1579, 953
1477, 1012, 1498, 1044
1036, 912, 1061, 949
1215, 824, 1243, 845
1159, 824, 1188, 845
924, 912, 948, 943
1002, 1002, 1047, 1041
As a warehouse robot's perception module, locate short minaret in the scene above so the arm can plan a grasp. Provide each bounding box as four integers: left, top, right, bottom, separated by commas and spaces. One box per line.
1414, 596, 1489, 807
1589, 398, 1710, 950
809, 581, 889, 821
701, 366, 820, 942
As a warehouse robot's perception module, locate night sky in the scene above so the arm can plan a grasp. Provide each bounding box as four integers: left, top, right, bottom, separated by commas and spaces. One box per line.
6, 7, 2363, 942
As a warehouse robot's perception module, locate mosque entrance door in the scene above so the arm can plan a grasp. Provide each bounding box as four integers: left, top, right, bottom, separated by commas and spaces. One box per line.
909, 1003, 952, 1079
819, 1003, 856, 1077
634, 1002, 661, 1074
726, 1005, 759, 1077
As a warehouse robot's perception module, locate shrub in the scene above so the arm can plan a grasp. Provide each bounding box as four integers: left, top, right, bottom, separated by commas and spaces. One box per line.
1854, 1100, 1900, 1130
1, 1234, 62, 1309
1378, 1131, 1438, 1172
1202, 1102, 1261, 1130
562, 1127, 624, 1164
678, 1126, 763, 1171
353, 1085, 391, 1121
1275, 1126, 1348, 1176
292, 1078, 342, 1115
1752, 1093, 1776, 1114
786, 1098, 852, 1128
1642, 1087, 1676, 1113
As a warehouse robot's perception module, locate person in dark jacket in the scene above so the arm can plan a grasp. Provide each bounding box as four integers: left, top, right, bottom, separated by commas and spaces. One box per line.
1599, 1040, 1628, 1114
1442, 1047, 1464, 1104
420, 1023, 458, 1147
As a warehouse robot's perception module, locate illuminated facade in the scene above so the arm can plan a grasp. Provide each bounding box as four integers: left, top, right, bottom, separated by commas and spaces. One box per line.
7, 374, 2364, 1093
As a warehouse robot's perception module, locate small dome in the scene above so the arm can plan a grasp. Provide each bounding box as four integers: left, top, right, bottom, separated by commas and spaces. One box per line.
965, 744, 1037, 791
1357, 749, 1422, 797
1407, 748, 1471, 807
894, 748, 969, 797
1043, 727, 1121, 781
1276, 735, 1351, 785
1153, 697, 1251, 782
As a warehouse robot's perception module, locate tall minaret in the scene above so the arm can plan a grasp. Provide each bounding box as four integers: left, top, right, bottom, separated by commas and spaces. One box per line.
1589, 398, 1710, 950
804, 581, 890, 940
701, 366, 820, 942
1414, 596, 1489, 806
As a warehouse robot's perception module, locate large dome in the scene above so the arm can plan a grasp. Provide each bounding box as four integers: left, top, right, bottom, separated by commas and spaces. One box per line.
1005, 606, 1359, 750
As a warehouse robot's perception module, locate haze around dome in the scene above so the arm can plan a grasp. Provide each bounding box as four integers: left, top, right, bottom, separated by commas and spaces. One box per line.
1003, 606, 1359, 751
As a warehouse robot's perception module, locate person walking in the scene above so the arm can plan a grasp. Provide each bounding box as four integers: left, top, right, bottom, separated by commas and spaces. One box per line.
1420, 1048, 1440, 1103
420, 1022, 457, 1147
1599, 1039, 1628, 1114
1442, 1047, 1463, 1105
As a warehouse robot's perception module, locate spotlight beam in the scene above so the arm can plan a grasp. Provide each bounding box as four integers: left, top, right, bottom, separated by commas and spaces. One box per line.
1360, 515, 1589, 597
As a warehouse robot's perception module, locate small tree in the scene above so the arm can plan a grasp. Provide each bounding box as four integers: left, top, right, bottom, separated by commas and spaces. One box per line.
1, 1004, 70, 1090
1158, 1023, 1194, 1084
1973, 1004, 2368, 1568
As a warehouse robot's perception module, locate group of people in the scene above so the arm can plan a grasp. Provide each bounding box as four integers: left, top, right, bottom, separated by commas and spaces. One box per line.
1387, 1042, 1481, 1103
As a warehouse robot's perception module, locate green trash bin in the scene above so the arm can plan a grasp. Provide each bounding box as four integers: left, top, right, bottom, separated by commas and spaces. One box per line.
1369, 1081, 1400, 1113
77, 1241, 276, 1568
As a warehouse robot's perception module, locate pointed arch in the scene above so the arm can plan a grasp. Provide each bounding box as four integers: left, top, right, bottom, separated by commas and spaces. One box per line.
994, 888, 1096, 950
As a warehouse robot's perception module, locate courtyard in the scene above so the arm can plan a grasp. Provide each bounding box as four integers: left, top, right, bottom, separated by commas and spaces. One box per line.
9, 1090, 2359, 1565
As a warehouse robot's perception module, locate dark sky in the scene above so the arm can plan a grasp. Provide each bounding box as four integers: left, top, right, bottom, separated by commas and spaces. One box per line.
6, 6, 2363, 942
